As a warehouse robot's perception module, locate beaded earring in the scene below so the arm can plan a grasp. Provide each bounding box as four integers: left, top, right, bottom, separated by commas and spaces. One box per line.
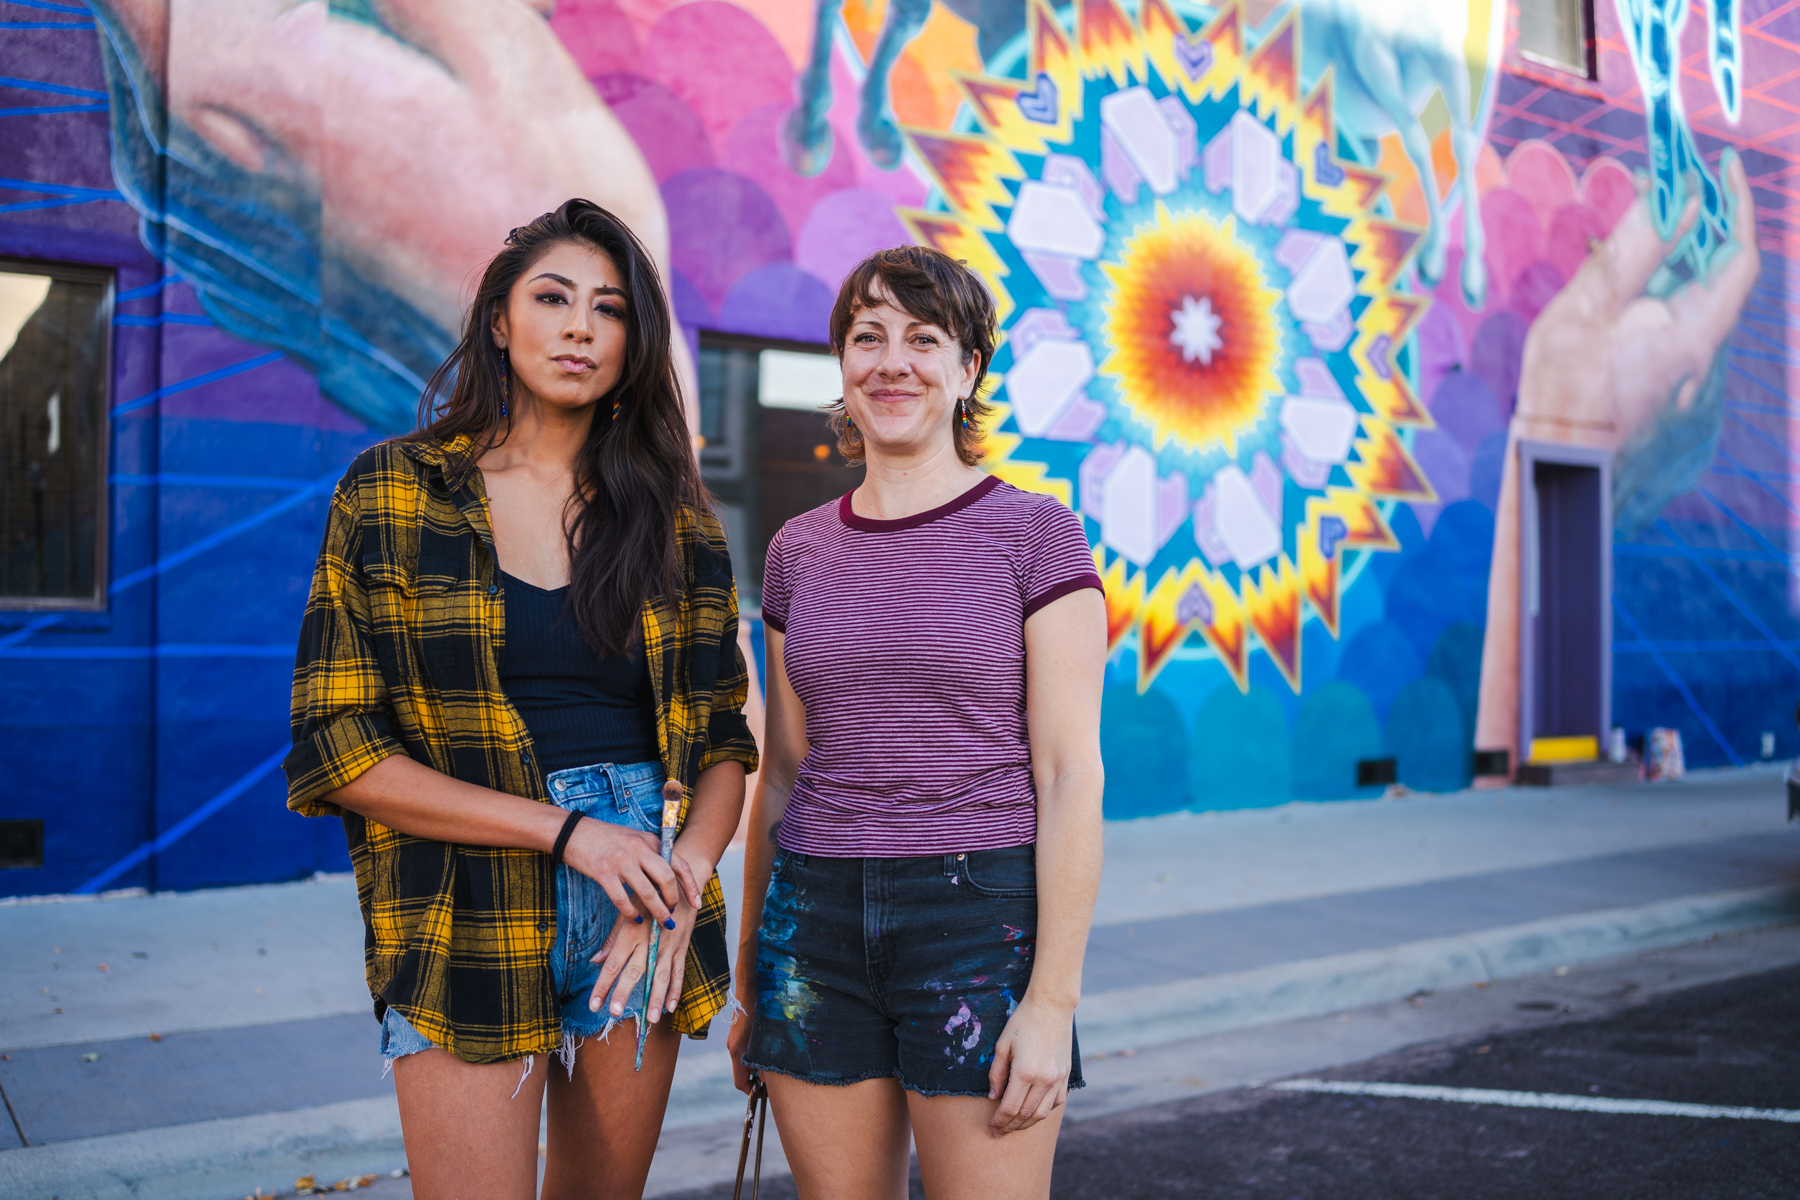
499, 347, 509, 418
958, 397, 975, 432
611, 390, 623, 423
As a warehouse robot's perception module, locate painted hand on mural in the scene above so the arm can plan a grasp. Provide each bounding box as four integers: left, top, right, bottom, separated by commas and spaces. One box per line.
1511, 152, 1759, 461
92, 0, 692, 428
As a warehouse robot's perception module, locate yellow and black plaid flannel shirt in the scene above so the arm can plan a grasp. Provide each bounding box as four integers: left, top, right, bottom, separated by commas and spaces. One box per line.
284, 435, 758, 1064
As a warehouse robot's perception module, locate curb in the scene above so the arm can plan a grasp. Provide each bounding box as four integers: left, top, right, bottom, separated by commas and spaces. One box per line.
1075, 883, 1800, 1055
5, 884, 1795, 1200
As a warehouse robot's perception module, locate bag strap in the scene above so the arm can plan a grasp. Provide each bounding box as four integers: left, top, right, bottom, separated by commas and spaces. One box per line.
732, 1071, 770, 1200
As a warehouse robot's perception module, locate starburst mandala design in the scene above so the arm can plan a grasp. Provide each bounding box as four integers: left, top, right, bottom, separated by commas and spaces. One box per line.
898, 0, 1438, 694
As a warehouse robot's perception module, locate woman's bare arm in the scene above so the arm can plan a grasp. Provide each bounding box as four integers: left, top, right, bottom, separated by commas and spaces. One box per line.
988, 586, 1106, 1134
326, 755, 695, 925
726, 628, 808, 1091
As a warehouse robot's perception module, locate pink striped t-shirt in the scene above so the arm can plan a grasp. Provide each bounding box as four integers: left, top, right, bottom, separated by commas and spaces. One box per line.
762, 475, 1102, 857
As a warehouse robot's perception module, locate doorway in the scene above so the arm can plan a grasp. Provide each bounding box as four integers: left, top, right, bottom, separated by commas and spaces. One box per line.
1517, 442, 1612, 759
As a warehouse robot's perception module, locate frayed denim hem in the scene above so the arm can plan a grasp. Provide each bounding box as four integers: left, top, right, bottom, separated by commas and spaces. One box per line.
898, 1075, 1088, 1099
741, 1060, 902, 1089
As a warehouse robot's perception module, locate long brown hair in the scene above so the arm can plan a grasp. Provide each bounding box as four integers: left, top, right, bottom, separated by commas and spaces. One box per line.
407, 199, 702, 657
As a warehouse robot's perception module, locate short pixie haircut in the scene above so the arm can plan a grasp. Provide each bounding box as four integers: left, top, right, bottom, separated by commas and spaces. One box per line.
826, 246, 998, 467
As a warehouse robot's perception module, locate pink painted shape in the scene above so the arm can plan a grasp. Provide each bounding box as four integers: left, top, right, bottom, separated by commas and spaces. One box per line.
1478, 188, 1544, 303
1544, 203, 1611, 284
1249, 450, 1282, 520
593, 74, 714, 183
1501, 141, 1578, 230
794, 187, 912, 291
1047, 397, 1106, 442
642, 1, 795, 152
551, 0, 644, 78
1580, 158, 1637, 234
1507, 260, 1566, 325
721, 102, 857, 240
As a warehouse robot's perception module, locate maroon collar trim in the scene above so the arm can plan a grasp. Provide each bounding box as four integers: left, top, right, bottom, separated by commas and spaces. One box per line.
837, 474, 1003, 532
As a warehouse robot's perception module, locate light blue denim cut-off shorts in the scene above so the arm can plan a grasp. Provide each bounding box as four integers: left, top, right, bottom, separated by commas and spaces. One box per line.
380, 759, 670, 1066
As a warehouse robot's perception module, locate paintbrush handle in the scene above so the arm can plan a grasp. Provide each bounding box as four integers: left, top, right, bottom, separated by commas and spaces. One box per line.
634, 780, 685, 1071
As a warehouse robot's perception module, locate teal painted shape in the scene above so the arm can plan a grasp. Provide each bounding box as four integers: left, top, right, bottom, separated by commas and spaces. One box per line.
1100, 684, 1189, 819
1189, 684, 1292, 811
1291, 681, 1384, 800
1335, 620, 1423, 724
1386, 676, 1469, 792
1426, 621, 1485, 756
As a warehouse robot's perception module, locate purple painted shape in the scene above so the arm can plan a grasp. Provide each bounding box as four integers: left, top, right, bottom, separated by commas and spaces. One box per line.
1367, 333, 1394, 380
1080, 442, 1127, 522
720, 102, 858, 240
1009, 308, 1079, 360
1043, 155, 1105, 221
1017, 72, 1059, 124
1157, 470, 1190, 544
1263, 160, 1299, 227
1470, 311, 1528, 419
1175, 34, 1213, 79
1478, 188, 1545, 303
1250, 450, 1283, 519
1406, 429, 1473, 538
668, 269, 715, 331
1203, 127, 1231, 193
552, 0, 645, 78
1047, 396, 1107, 442
1281, 431, 1332, 490
1101, 124, 1143, 205
592, 74, 715, 183
641, 1, 795, 149
1157, 97, 1199, 177
1415, 303, 1468, 413
1293, 356, 1343, 400
1275, 229, 1326, 273
1312, 141, 1345, 187
795, 187, 911, 291
1508, 260, 1566, 324
1020, 251, 1088, 301
1427, 370, 1504, 456
1301, 309, 1352, 352
663, 168, 793, 309
715, 264, 835, 345
1193, 486, 1231, 566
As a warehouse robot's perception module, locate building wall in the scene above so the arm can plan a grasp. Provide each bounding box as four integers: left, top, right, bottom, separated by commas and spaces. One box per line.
0, 0, 1794, 896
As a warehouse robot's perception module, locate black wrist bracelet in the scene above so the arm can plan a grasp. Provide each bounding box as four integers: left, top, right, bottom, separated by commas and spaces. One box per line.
551, 809, 583, 865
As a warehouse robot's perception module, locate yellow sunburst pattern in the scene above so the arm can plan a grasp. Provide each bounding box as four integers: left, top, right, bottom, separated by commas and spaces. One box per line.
901, 0, 1438, 694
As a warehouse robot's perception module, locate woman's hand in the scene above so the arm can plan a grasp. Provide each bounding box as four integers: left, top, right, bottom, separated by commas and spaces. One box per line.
985, 993, 1075, 1136
588, 852, 706, 1022
561, 819, 700, 928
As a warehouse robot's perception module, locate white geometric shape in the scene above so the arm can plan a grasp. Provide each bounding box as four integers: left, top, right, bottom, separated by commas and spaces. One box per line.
1279, 392, 1359, 465
1079, 442, 1126, 523
1041, 154, 1106, 221
1157, 96, 1198, 176
1100, 445, 1162, 566
1009, 307, 1079, 359
1281, 432, 1333, 490
1285, 237, 1355, 324
1227, 110, 1282, 224
1170, 295, 1225, 364
1100, 87, 1180, 196
1210, 463, 1283, 570
1249, 449, 1283, 519
1007, 181, 1106, 260
1005, 337, 1095, 437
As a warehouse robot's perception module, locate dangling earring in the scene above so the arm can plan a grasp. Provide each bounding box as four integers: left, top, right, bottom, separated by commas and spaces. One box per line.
958, 397, 975, 432
611, 388, 622, 423
499, 348, 510, 418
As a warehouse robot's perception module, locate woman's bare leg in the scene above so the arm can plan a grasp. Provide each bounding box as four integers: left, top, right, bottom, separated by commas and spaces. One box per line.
908, 1093, 1065, 1200
392, 1048, 548, 1200
541, 1020, 683, 1200
765, 1073, 912, 1200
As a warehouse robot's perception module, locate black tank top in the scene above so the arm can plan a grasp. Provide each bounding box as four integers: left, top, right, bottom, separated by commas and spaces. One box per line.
496, 570, 659, 775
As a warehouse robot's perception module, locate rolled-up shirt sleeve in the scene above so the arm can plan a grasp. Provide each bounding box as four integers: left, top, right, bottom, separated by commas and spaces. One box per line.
284, 481, 405, 817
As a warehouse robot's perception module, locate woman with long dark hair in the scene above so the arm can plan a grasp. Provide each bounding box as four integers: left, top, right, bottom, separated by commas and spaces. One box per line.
284, 199, 757, 1199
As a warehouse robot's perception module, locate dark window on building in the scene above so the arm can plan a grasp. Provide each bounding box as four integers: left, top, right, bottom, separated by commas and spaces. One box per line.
1, 260, 112, 610
1518, 0, 1595, 78
697, 335, 863, 610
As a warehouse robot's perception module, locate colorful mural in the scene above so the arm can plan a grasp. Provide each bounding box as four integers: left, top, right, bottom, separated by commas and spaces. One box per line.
0, 0, 1795, 895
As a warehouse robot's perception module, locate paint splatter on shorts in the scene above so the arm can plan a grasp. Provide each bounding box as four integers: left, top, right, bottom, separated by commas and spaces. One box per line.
743, 843, 1083, 1098
379, 759, 666, 1064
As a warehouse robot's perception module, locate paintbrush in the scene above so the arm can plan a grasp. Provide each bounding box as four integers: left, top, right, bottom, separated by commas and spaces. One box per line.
635, 778, 683, 1071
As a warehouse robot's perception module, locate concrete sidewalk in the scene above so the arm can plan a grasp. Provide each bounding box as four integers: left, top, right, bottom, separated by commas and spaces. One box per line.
2, 764, 1795, 1198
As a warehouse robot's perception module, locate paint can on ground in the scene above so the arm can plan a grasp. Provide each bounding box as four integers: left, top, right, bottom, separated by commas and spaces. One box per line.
1645, 728, 1685, 782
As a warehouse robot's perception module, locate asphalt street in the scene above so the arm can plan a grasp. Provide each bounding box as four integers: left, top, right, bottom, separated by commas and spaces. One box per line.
664, 961, 1800, 1200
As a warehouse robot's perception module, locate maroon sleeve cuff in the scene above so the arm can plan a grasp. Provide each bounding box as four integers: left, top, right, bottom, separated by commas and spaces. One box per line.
762, 613, 786, 634
1023, 573, 1105, 620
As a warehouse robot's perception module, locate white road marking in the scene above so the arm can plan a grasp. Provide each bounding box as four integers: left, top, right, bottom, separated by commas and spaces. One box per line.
1270, 1080, 1800, 1123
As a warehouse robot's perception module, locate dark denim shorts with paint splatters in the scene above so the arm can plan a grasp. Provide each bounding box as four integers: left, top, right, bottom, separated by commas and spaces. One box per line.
743, 843, 1084, 1098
